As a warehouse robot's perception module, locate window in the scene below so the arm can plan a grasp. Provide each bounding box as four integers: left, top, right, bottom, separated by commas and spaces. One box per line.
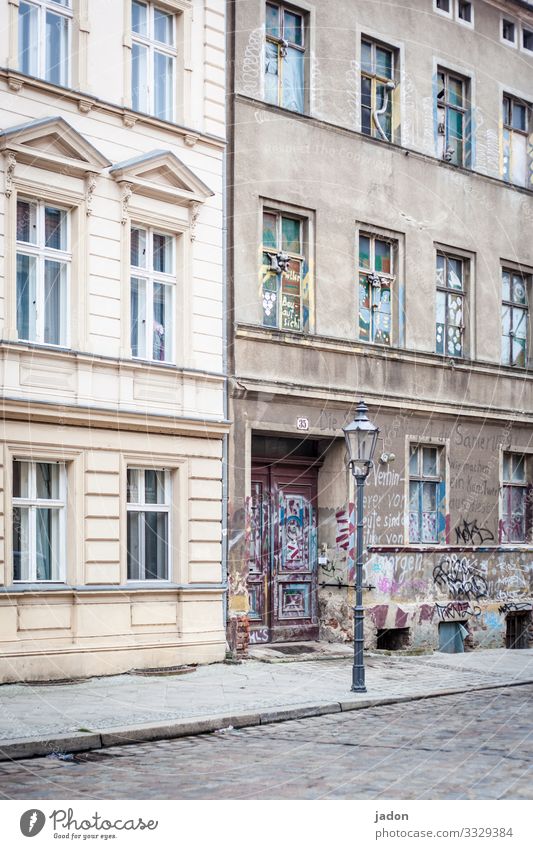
457, 1, 472, 25
502, 19, 516, 46
409, 446, 444, 544
13, 460, 66, 582
436, 252, 465, 357
436, 69, 470, 167
361, 39, 396, 142
131, 1, 176, 121
127, 468, 170, 580
130, 225, 175, 362
523, 27, 533, 52
434, 0, 452, 15
264, 2, 305, 113
501, 454, 529, 543
16, 198, 69, 346
261, 209, 306, 331
502, 269, 529, 367
502, 95, 531, 188
358, 233, 394, 344
18, 0, 71, 86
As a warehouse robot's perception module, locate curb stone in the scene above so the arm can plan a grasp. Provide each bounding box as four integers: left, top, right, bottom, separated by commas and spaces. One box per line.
1, 678, 532, 763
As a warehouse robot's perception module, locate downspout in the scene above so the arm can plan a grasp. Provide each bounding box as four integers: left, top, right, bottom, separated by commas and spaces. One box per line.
221, 2, 230, 631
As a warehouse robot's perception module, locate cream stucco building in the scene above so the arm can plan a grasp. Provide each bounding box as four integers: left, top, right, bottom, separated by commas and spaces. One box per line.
0, 0, 227, 682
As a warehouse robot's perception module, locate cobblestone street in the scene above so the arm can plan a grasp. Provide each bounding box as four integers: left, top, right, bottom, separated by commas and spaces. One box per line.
0, 684, 531, 800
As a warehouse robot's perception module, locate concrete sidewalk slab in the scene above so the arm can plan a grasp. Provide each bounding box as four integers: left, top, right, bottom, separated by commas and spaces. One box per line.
0, 648, 532, 762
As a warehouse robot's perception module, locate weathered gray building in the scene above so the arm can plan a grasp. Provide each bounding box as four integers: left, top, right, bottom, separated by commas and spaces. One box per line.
226, 0, 533, 655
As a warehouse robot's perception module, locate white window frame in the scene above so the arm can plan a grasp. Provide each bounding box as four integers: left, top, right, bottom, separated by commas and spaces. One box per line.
131, 0, 177, 121
130, 223, 176, 363
16, 197, 71, 348
434, 0, 453, 19
12, 460, 67, 583
126, 467, 171, 581
501, 16, 518, 48
455, 0, 473, 29
18, 0, 72, 86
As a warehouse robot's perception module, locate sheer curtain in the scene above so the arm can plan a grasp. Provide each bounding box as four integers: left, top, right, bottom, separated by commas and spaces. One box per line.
282, 48, 304, 113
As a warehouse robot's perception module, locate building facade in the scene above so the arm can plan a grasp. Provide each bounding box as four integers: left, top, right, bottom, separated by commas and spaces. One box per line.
0, 0, 227, 682
227, 0, 533, 654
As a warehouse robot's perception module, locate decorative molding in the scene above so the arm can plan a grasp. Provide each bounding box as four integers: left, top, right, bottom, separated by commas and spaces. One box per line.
4, 152, 16, 197
184, 134, 199, 148
189, 202, 200, 241
7, 73, 23, 92
0, 116, 111, 176
123, 113, 138, 128
110, 150, 214, 206
77, 98, 94, 114
85, 173, 97, 216
121, 182, 134, 224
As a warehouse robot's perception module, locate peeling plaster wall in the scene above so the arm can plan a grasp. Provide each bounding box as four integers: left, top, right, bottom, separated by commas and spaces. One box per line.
227, 398, 533, 651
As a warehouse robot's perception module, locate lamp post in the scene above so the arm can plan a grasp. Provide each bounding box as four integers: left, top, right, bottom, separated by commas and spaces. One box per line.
343, 400, 379, 693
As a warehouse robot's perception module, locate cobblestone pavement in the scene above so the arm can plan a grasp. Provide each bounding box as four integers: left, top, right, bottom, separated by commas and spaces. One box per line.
1, 648, 532, 741
0, 685, 531, 800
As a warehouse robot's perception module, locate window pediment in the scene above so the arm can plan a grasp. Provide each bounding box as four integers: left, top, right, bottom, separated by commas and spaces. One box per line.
109, 150, 214, 206
0, 116, 111, 176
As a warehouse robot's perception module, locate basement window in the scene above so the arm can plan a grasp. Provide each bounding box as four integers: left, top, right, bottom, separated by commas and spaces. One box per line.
506, 613, 530, 649
376, 628, 410, 651
438, 620, 468, 653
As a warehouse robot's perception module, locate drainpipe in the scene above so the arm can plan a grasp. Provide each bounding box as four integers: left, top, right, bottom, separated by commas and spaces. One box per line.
221, 62, 229, 633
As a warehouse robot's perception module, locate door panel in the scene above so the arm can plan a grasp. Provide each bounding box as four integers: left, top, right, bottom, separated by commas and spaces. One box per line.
248, 463, 318, 644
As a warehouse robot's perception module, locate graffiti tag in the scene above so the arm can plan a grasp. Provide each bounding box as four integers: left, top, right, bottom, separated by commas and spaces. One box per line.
497, 601, 532, 616
454, 519, 494, 546
433, 554, 488, 600
435, 601, 482, 621
249, 628, 269, 644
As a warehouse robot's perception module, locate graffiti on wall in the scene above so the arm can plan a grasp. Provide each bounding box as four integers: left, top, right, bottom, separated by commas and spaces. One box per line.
249, 627, 269, 644
454, 519, 494, 546
498, 601, 533, 616
364, 490, 406, 546
335, 507, 351, 551
433, 554, 488, 600
435, 601, 482, 621
487, 561, 530, 600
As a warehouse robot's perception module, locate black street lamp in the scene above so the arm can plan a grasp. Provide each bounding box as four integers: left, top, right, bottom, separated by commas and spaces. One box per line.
343, 400, 379, 693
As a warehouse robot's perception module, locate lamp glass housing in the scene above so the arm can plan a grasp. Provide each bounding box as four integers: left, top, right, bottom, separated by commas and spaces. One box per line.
343, 401, 379, 474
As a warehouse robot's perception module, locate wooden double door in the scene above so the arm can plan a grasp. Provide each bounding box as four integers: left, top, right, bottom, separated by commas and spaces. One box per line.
248, 462, 318, 644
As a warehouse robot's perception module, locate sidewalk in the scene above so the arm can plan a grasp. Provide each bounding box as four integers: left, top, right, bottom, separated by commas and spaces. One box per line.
1, 647, 532, 761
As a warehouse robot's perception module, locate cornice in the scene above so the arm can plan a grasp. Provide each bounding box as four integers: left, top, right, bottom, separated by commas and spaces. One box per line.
0, 69, 225, 151
231, 376, 533, 425
0, 397, 230, 437
0, 341, 226, 384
